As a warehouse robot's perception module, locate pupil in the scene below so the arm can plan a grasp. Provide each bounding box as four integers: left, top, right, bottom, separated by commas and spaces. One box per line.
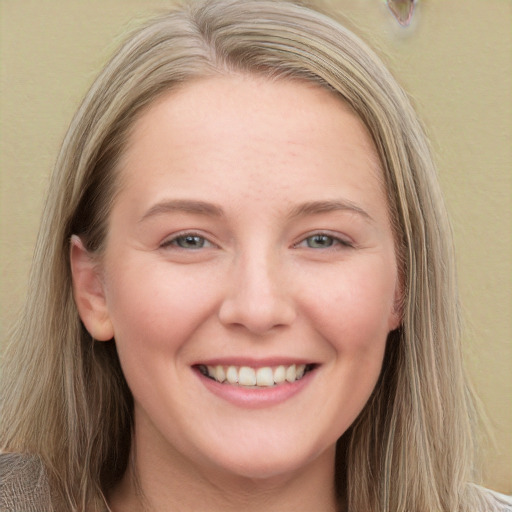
180, 235, 203, 248
310, 235, 332, 248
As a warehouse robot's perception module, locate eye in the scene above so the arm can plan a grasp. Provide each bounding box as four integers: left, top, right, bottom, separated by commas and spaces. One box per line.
305, 234, 335, 248
161, 233, 213, 250
296, 233, 352, 249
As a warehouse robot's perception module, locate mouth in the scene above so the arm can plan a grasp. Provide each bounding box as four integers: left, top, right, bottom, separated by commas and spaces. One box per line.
194, 363, 316, 388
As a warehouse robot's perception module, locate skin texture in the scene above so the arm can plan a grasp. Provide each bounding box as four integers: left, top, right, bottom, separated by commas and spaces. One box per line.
71, 75, 401, 511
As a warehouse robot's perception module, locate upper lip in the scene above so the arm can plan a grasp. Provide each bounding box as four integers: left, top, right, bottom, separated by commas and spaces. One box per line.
192, 357, 316, 368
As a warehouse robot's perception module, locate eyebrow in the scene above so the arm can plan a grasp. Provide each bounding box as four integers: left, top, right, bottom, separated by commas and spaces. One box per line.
139, 198, 373, 223
287, 200, 373, 222
139, 199, 225, 222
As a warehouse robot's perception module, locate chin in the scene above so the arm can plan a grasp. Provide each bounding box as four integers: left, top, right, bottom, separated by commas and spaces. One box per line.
204, 440, 333, 482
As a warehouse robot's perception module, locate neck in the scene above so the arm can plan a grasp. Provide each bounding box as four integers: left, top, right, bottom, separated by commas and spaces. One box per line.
108, 432, 339, 512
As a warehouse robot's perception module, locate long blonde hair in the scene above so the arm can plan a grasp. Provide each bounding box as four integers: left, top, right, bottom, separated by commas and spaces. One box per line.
0, 1, 496, 510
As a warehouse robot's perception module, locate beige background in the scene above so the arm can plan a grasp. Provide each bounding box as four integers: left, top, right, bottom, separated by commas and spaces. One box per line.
1, 0, 510, 494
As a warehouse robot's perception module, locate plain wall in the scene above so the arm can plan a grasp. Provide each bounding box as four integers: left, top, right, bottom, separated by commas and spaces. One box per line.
1, 0, 511, 494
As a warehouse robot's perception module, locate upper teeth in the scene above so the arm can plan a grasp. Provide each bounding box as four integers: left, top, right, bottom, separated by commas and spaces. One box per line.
199, 364, 307, 387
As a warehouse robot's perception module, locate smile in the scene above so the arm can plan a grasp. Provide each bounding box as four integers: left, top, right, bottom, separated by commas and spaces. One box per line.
196, 364, 315, 387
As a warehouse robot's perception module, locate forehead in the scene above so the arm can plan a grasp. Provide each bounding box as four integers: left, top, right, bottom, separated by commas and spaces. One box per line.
114, 74, 386, 216
121, 75, 381, 169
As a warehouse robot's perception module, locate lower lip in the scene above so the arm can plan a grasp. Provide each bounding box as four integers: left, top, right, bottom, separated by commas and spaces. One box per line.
195, 369, 315, 409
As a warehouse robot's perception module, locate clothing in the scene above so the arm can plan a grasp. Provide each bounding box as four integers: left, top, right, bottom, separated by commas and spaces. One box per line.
1, 452, 511, 511
0, 453, 52, 512
487, 488, 512, 512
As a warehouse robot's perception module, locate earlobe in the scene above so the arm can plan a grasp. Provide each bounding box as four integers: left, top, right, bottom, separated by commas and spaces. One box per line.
70, 235, 114, 341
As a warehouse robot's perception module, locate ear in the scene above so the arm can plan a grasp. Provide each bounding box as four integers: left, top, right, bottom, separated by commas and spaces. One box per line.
70, 235, 114, 341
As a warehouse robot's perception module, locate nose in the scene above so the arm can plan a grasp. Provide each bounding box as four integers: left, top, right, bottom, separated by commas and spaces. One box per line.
218, 251, 296, 335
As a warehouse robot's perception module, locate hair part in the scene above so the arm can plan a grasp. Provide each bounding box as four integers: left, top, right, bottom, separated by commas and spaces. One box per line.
0, 1, 495, 510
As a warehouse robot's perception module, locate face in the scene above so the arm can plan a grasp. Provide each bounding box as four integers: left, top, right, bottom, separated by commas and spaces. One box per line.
73, 75, 401, 482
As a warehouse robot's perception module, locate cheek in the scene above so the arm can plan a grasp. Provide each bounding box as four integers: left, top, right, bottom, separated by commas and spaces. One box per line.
301, 259, 397, 353
308, 263, 396, 427
104, 261, 221, 357
103, 262, 224, 418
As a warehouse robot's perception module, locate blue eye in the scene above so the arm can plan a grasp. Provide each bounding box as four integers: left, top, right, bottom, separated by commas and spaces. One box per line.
163, 234, 211, 249
176, 235, 206, 248
305, 234, 336, 248
296, 233, 351, 250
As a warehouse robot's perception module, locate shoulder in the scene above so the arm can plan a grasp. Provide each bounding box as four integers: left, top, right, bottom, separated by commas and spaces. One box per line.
489, 490, 512, 512
0, 453, 52, 512
478, 486, 512, 512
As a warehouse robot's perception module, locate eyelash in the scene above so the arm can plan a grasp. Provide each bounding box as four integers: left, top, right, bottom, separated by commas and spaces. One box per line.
160, 232, 214, 250
160, 231, 352, 251
294, 233, 353, 250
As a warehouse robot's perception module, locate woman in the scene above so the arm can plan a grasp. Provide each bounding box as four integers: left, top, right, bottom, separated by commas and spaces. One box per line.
1, 1, 510, 511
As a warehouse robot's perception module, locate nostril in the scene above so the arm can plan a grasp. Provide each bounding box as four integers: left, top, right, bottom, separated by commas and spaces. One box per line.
217, 299, 296, 335
217, 260, 296, 334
